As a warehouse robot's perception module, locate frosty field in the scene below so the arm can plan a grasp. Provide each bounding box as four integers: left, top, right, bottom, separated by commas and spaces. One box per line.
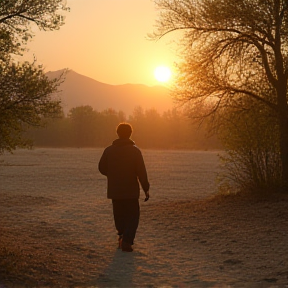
1, 148, 288, 288
0, 148, 221, 202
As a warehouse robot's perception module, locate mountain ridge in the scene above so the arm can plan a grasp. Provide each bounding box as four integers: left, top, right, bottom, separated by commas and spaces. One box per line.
46, 70, 174, 116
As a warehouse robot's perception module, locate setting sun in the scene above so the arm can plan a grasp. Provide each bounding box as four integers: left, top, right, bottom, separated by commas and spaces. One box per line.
154, 66, 172, 83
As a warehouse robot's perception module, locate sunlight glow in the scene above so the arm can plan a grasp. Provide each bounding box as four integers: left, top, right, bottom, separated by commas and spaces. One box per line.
154, 66, 172, 83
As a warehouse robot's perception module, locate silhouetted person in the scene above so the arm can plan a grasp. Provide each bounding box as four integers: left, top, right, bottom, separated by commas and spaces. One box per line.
98, 123, 150, 252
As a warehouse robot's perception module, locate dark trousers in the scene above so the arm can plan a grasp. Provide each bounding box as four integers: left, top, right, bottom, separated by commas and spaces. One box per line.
112, 199, 140, 245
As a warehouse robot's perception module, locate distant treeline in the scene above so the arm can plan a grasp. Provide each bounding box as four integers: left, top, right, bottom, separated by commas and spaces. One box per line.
27, 105, 222, 150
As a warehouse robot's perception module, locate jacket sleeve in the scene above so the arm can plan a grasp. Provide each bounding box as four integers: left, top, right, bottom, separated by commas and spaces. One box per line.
98, 149, 108, 176
136, 150, 150, 192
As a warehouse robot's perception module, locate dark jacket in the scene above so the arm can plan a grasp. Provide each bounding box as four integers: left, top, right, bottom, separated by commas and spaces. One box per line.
98, 138, 150, 199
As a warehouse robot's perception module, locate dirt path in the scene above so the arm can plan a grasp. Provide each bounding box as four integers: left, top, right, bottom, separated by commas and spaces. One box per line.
1, 192, 288, 288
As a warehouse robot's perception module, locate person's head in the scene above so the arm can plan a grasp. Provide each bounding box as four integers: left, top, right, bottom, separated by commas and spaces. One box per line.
116, 123, 133, 139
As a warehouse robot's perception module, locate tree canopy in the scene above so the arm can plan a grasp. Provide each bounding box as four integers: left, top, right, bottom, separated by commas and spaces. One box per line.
0, 0, 69, 153
152, 0, 288, 191
0, 0, 68, 57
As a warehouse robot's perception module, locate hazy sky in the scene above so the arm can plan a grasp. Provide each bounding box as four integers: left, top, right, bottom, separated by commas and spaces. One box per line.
27, 0, 179, 86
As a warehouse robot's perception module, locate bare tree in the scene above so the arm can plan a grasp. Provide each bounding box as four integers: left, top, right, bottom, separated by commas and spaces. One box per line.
151, 0, 288, 191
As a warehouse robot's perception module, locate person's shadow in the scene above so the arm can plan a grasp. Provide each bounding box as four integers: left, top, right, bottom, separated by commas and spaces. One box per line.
95, 248, 137, 287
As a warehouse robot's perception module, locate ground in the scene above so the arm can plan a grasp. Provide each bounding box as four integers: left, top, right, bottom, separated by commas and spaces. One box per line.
1, 192, 288, 288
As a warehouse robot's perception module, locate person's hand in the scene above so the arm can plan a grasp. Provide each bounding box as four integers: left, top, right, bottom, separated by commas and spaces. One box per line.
144, 191, 150, 202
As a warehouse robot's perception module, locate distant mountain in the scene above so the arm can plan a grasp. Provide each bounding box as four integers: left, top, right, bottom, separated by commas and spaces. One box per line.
46, 70, 174, 116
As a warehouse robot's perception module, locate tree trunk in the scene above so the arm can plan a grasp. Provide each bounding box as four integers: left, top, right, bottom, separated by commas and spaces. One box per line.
277, 83, 288, 192
279, 116, 288, 192
274, 3, 288, 191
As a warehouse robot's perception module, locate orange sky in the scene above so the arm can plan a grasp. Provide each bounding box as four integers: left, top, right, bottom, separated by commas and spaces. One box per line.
26, 0, 178, 86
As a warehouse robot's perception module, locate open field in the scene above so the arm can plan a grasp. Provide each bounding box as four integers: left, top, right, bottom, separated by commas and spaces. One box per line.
1, 148, 288, 287
0, 148, 220, 202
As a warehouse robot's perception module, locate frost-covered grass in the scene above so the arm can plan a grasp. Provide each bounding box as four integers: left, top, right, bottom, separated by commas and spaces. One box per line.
0, 148, 221, 201
1, 148, 288, 287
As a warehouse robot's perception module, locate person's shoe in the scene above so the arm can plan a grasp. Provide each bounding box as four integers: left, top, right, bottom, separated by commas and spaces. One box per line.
118, 235, 123, 249
121, 241, 133, 252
